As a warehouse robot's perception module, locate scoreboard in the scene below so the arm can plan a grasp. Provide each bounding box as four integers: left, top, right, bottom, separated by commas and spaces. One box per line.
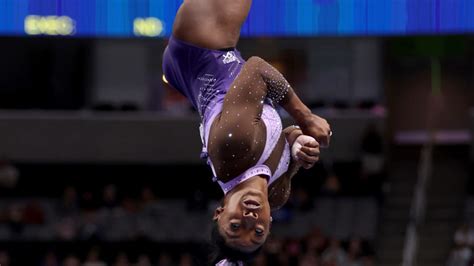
0, 0, 473, 38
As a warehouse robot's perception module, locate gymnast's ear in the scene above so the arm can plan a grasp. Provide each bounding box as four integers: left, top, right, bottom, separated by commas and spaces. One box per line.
213, 207, 224, 221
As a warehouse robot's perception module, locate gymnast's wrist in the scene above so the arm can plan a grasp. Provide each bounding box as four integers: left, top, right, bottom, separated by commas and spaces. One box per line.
292, 106, 312, 125
285, 125, 303, 147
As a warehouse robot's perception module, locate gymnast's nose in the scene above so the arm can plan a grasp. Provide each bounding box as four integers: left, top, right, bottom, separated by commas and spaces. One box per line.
243, 210, 258, 223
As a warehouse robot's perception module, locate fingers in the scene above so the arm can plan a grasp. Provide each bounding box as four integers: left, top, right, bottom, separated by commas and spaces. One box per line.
303, 139, 319, 148
300, 145, 320, 157
297, 150, 319, 165
297, 141, 321, 169
292, 135, 321, 170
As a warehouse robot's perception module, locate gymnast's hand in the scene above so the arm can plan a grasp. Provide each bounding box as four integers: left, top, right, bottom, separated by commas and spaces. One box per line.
298, 113, 331, 148
292, 135, 320, 169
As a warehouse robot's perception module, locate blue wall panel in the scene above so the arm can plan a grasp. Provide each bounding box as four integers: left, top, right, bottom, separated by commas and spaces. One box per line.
0, 0, 473, 37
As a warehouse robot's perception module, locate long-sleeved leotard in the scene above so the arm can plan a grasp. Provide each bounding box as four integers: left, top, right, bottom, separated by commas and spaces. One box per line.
163, 37, 299, 209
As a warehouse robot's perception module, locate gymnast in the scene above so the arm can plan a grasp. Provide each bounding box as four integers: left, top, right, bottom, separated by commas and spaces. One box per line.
162, 0, 332, 265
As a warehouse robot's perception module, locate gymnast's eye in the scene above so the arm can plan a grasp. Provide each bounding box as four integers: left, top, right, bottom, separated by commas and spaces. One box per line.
230, 223, 240, 231
255, 228, 264, 236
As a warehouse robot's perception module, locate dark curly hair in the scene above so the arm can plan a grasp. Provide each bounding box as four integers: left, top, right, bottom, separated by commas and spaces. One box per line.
209, 222, 263, 266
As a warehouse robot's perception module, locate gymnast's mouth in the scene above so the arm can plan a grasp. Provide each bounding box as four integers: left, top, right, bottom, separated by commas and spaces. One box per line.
242, 199, 261, 210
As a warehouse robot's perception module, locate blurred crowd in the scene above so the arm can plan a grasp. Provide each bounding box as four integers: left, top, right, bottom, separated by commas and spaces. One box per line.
0, 161, 382, 265
0, 174, 380, 265
251, 228, 375, 266
0, 184, 183, 242
0, 248, 192, 266
0, 123, 384, 265
0, 226, 375, 266
0, 182, 378, 242
447, 223, 474, 266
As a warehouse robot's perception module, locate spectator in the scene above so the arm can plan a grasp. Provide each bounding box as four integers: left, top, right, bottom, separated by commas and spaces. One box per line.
81, 191, 98, 211
344, 237, 363, 266
178, 253, 193, 266
321, 238, 347, 265
41, 251, 59, 266
114, 253, 130, 266
100, 197, 138, 241
55, 187, 79, 241
135, 254, 152, 266
58, 186, 79, 216
56, 216, 78, 240
446, 246, 472, 266
140, 187, 157, 207
252, 253, 267, 266
136, 188, 160, 241
299, 252, 320, 266
0, 250, 10, 266
454, 223, 474, 247
79, 209, 101, 240
7, 204, 24, 236
83, 247, 107, 266
322, 259, 338, 266
361, 256, 375, 266
23, 200, 45, 224
103, 184, 119, 209
157, 253, 173, 266
305, 227, 327, 255
286, 239, 303, 265
321, 175, 341, 196
264, 237, 285, 265
0, 158, 19, 189
277, 251, 290, 266
62, 255, 81, 266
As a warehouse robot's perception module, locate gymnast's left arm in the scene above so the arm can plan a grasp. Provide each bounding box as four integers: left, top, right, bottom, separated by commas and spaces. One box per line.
268, 127, 320, 210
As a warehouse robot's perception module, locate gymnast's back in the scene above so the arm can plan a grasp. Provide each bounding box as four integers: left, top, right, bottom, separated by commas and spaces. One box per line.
172, 0, 252, 49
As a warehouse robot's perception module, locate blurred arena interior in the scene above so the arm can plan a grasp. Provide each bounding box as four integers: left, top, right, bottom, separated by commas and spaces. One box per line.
0, 1, 474, 266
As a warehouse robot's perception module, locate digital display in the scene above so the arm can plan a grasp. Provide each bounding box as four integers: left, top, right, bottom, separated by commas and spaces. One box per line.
0, 0, 473, 38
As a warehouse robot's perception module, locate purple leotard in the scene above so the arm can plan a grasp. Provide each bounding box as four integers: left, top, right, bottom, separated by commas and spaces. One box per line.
163, 37, 290, 193
163, 37, 244, 123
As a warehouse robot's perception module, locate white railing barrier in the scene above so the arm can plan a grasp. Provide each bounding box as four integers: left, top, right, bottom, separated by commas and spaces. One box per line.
401, 143, 433, 266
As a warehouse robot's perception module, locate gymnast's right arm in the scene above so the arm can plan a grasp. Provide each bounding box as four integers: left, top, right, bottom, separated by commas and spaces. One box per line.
245, 56, 332, 147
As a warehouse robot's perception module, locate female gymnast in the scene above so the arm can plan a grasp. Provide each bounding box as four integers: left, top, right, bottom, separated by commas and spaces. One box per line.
162, 0, 332, 265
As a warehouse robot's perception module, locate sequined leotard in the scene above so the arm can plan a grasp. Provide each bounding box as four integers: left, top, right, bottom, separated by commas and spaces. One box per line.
163, 37, 292, 205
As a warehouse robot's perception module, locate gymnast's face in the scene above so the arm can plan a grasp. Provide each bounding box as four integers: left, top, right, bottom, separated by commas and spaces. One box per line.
214, 188, 271, 252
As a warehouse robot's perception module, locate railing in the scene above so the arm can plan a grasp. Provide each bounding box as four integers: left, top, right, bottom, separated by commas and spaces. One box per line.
401, 140, 434, 266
